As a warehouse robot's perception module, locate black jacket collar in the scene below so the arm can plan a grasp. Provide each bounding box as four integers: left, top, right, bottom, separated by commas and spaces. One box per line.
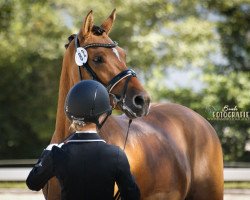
66, 132, 106, 143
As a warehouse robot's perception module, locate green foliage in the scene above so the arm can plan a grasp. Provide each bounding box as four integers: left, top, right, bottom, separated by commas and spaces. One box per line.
145, 0, 250, 162
0, 0, 249, 161
0, 0, 68, 158
0, 181, 27, 189
206, 0, 250, 71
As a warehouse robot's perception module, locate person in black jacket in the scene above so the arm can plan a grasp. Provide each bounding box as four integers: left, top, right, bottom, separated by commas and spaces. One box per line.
26, 80, 140, 200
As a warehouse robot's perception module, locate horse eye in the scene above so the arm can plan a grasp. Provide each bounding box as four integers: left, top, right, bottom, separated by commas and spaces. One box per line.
93, 56, 103, 63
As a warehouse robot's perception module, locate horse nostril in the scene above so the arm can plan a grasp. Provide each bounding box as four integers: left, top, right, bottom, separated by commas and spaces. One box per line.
133, 95, 145, 109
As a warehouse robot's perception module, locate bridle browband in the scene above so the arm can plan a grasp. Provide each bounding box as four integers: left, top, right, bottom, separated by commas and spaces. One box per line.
73, 34, 137, 115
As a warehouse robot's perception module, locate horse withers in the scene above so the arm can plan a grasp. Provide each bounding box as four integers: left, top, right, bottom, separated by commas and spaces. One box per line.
44, 10, 224, 200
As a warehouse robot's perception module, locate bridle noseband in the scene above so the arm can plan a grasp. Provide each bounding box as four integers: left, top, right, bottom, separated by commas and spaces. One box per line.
73, 34, 137, 115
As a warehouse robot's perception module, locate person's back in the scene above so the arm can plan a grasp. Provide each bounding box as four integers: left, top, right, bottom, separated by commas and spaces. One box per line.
26, 80, 140, 200
53, 132, 138, 200
61, 141, 117, 200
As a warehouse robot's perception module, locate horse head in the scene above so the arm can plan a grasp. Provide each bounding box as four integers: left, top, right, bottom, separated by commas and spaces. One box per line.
64, 10, 150, 118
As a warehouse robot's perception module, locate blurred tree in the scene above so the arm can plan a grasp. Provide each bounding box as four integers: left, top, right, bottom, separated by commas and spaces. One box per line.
0, 0, 249, 161
150, 0, 250, 161
206, 0, 250, 71
0, 0, 68, 158
201, 0, 250, 161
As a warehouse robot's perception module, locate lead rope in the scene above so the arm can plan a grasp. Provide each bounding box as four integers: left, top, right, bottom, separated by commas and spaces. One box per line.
123, 119, 132, 150
114, 75, 133, 200
114, 118, 132, 200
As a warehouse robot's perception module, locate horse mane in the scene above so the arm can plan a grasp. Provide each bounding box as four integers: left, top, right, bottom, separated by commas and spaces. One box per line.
64, 25, 105, 49
65, 34, 76, 49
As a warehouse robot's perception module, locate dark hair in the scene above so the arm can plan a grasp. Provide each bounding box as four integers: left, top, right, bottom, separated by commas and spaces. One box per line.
92, 25, 105, 36
65, 34, 76, 49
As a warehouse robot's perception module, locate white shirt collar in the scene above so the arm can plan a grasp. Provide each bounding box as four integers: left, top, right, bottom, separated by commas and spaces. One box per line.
75, 130, 97, 134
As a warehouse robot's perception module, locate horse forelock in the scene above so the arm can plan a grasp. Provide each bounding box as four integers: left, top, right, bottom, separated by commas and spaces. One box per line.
91, 25, 105, 36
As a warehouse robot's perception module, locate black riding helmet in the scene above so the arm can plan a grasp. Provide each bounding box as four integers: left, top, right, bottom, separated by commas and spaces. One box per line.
64, 80, 112, 128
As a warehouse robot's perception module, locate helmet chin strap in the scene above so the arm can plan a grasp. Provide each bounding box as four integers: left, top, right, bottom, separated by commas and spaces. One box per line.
96, 110, 112, 129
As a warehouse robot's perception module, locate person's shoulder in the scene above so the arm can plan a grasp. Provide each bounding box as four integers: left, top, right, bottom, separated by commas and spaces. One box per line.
100, 143, 121, 156
104, 144, 128, 159
102, 143, 119, 150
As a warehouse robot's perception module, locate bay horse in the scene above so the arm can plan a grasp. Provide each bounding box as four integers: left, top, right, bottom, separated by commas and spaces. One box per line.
44, 10, 224, 200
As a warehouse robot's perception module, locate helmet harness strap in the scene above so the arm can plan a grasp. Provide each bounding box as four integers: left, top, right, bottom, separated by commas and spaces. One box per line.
96, 109, 112, 129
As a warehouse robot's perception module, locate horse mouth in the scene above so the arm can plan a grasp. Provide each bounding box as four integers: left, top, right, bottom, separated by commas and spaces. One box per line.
120, 101, 150, 119
122, 105, 139, 119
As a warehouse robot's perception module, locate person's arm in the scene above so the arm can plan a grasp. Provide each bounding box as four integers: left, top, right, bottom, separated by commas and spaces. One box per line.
26, 144, 57, 191
115, 148, 140, 200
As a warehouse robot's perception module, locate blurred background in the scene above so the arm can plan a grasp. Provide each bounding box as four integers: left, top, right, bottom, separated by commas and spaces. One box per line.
0, 0, 249, 199
0, 0, 249, 172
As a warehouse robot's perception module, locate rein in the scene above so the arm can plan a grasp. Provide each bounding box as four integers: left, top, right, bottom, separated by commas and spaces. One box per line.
73, 34, 134, 200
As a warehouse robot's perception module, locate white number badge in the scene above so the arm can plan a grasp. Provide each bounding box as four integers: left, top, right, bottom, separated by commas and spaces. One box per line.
75, 47, 88, 66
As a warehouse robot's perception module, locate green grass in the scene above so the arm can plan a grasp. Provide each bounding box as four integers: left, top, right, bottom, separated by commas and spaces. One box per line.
0, 181, 27, 189
224, 181, 250, 189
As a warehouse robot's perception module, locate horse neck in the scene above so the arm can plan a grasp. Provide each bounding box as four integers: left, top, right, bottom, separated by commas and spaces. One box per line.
100, 115, 129, 147
51, 53, 73, 143
51, 50, 128, 144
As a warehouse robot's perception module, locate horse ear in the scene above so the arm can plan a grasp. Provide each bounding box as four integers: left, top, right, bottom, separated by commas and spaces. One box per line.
101, 9, 116, 35
80, 10, 94, 37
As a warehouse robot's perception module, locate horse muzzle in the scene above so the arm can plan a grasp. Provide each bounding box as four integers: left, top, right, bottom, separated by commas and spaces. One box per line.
120, 91, 150, 119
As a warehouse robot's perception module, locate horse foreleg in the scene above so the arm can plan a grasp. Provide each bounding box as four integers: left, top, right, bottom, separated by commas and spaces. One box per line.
186, 165, 224, 200
42, 177, 61, 200
186, 128, 224, 200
